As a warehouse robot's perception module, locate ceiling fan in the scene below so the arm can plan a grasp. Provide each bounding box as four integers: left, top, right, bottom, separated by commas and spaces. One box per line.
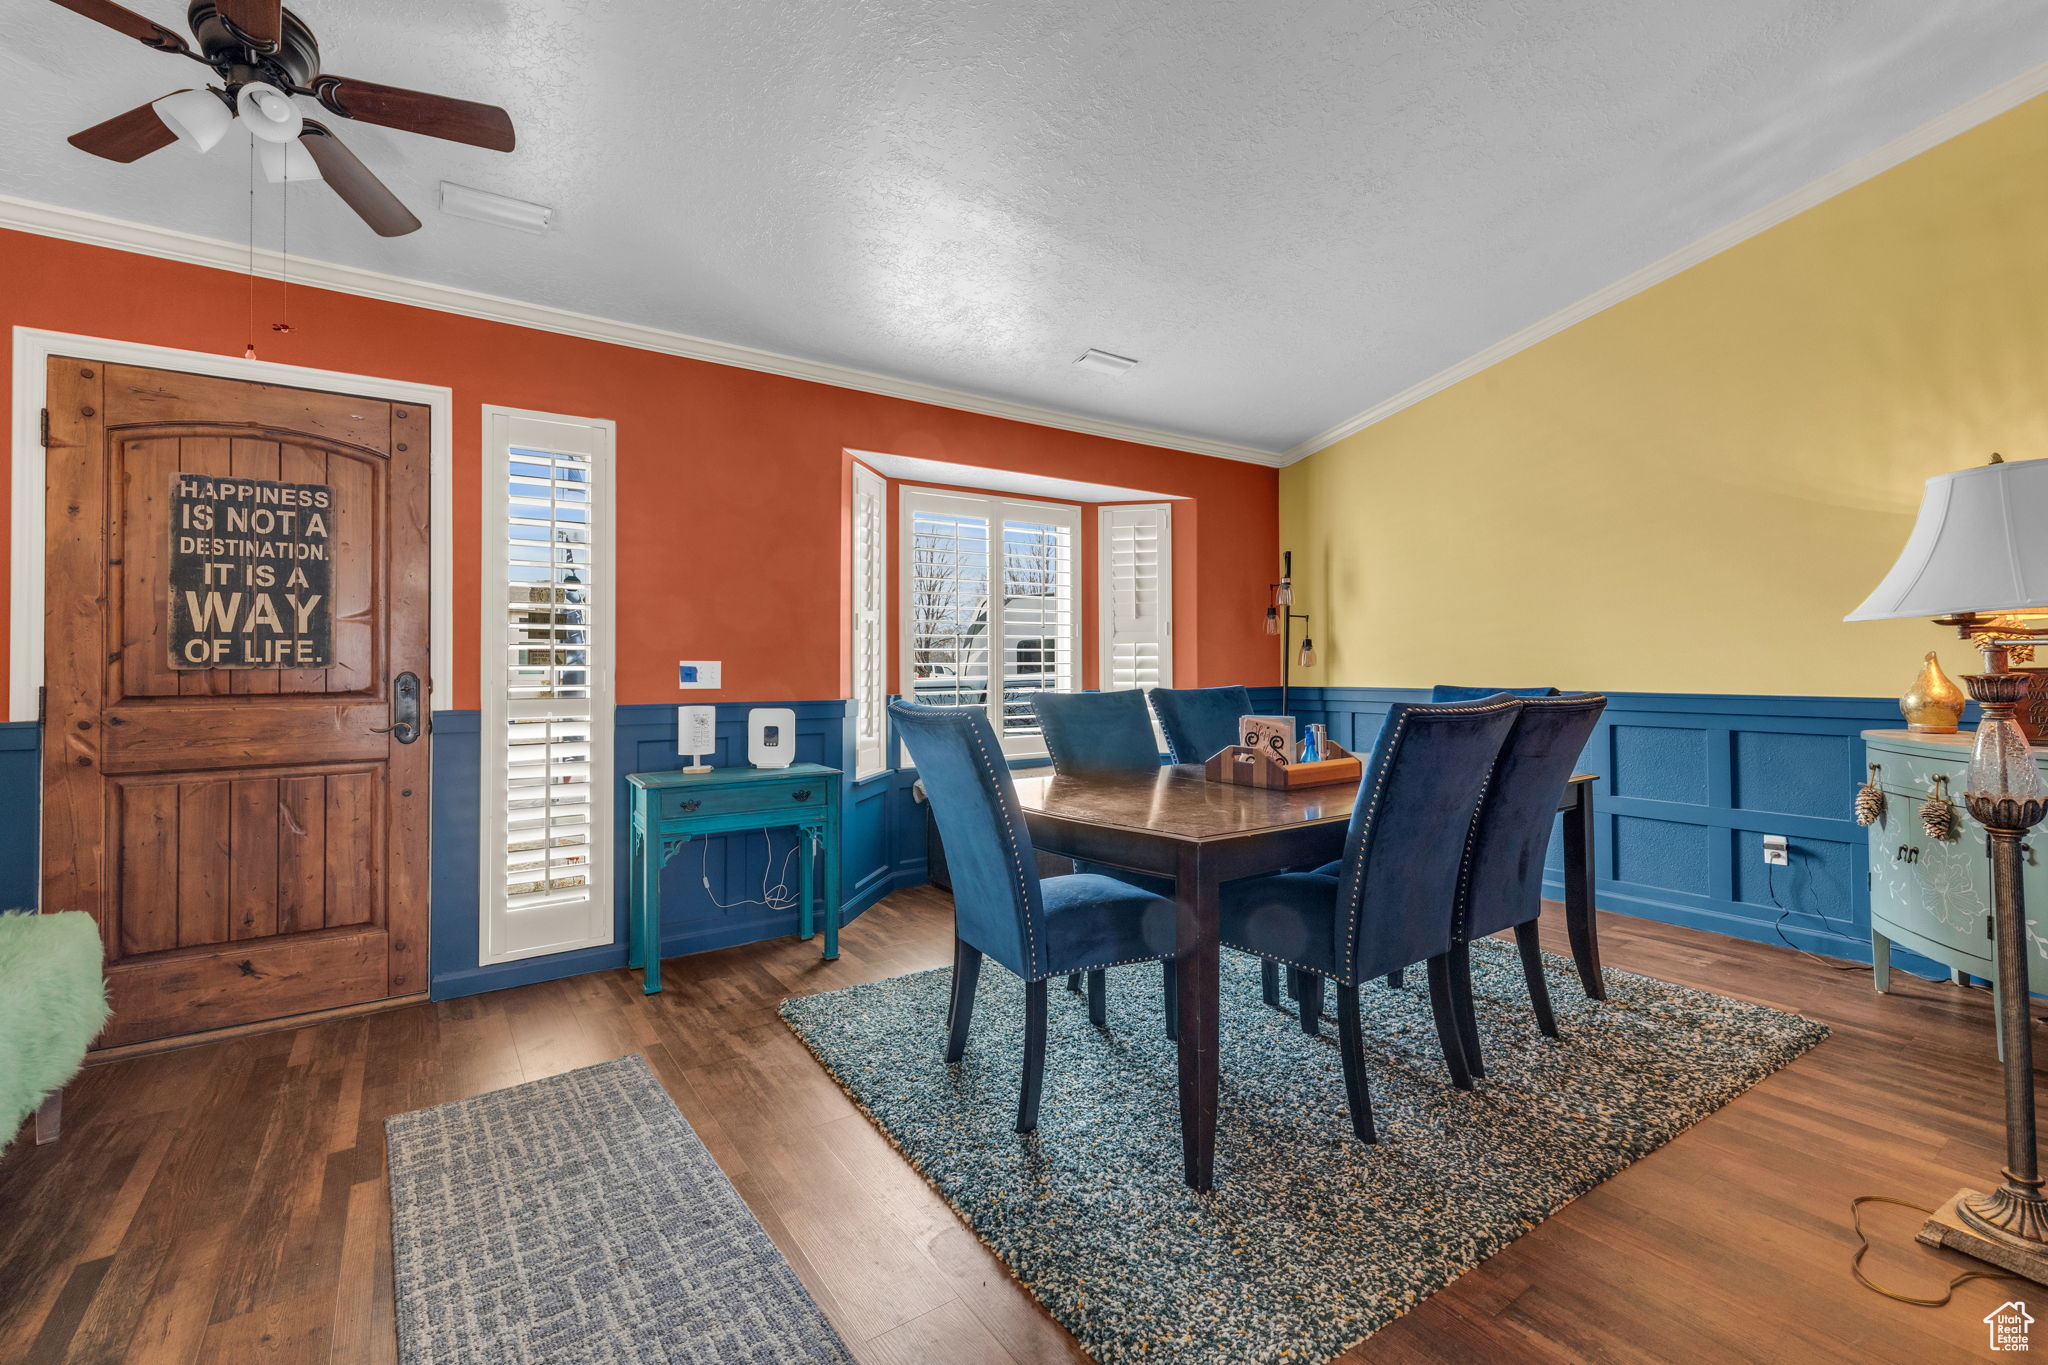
49, 0, 517, 237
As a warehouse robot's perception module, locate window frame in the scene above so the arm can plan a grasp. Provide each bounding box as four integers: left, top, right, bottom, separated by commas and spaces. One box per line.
851, 461, 889, 779
478, 406, 617, 966
897, 484, 1083, 759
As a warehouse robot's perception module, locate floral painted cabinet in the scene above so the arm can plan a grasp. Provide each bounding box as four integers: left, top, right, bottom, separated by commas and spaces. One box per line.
1865, 729, 2048, 1056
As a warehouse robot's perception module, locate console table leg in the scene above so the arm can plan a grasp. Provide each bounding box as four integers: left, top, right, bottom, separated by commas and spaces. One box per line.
800, 828, 816, 942
1872, 931, 1891, 993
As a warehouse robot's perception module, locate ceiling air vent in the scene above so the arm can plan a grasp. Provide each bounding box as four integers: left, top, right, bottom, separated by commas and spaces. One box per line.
1073, 349, 1138, 376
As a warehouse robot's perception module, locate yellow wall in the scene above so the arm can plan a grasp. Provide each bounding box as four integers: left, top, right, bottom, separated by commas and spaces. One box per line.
1281, 93, 2048, 698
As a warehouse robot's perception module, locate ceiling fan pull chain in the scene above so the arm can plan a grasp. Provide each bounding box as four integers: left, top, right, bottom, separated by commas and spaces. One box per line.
244, 132, 257, 359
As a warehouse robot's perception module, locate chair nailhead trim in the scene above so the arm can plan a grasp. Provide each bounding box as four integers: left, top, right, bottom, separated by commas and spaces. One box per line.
1223, 939, 1348, 986
1030, 950, 1175, 983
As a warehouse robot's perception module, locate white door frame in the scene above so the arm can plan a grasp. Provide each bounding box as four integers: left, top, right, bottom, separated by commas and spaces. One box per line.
9, 327, 456, 721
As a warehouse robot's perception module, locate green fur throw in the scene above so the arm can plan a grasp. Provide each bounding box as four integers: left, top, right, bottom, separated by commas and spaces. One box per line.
0, 911, 110, 1143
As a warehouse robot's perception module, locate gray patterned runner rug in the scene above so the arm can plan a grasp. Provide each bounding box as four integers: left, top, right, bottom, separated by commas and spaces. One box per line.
387, 1054, 853, 1365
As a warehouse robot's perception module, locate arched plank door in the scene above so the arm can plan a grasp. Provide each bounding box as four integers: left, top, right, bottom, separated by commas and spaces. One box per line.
42, 359, 431, 1050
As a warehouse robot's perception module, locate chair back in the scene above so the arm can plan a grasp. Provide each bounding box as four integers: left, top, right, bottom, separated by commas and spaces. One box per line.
890, 702, 1043, 976
1147, 685, 1254, 763
1032, 690, 1162, 775
1332, 695, 1523, 981
1456, 693, 1608, 941
1431, 684, 1560, 702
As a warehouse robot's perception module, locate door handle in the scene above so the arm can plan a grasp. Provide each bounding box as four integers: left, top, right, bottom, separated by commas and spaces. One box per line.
371, 671, 422, 744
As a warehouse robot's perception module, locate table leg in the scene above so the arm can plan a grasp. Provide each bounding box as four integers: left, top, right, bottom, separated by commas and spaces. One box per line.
1173, 845, 1221, 1191
641, 835, 670, 995
823, 811, 841, 961
1563, 782, 1606, 1000
800, 826, 816, 942
627, 826, 646, 971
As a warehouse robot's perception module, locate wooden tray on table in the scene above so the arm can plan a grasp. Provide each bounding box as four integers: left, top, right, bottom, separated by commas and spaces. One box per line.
1204, 741, 1362, 790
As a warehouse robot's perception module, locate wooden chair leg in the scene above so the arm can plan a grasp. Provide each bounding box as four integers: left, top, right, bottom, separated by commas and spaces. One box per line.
1298, 971, 1325, 1037
1087, 969, 1107, 1028
33, 1090, 62, 1145
1066, 971, 1083, 994
1017, 978, 1048, 1133
1261, 958, 1281, 1008
1162, 959, 1179, 1041
1514, 921, 1560, 1038
1446, 941, 1485, 1080
946, 937, 983, 1063
1335, 983, 1376, 1143
1425, 955, 1475, 1091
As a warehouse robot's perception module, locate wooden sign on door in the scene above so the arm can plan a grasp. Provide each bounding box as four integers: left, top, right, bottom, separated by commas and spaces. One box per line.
167, 472, 335, 669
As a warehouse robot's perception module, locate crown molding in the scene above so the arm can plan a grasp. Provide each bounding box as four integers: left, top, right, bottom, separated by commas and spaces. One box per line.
0, 193, 1287, 470
1280, 58, 2048, 466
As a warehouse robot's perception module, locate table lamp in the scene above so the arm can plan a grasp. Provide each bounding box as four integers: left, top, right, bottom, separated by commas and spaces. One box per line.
1847, 453, 2048, 1279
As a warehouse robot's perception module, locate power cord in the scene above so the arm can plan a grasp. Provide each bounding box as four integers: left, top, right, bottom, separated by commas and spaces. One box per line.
1850, 1195, 2028, 1306
699, 828, 821, 912
1764, 859, 1865, 974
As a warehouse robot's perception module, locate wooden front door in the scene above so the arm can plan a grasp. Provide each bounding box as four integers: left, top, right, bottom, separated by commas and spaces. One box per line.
42, 359, 431, 1049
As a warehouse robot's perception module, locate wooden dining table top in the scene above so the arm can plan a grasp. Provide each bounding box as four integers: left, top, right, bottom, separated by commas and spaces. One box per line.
1010, 763, 1358, 843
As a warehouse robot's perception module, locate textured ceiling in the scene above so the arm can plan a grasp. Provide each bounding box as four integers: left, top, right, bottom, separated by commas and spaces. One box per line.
4, 1, 2047, 454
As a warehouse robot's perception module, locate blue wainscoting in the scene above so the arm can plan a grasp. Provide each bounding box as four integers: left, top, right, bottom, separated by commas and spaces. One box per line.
1280, 686, 1945, 979
0, 722, 39, 913
433, 698, 940, 999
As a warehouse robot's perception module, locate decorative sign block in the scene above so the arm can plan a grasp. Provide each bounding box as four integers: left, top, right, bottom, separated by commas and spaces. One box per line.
167, 473, 334, 669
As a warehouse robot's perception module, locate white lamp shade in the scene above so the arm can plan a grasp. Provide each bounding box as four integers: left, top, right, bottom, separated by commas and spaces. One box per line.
257, 137, 322, 184
236, 82, 303, 143
1846, 456, 2048, 621
154, 89, 233, 154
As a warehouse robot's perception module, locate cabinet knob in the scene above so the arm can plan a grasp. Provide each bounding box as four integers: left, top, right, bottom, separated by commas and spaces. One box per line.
793, 788, 812, 801
679, 798, 701, 813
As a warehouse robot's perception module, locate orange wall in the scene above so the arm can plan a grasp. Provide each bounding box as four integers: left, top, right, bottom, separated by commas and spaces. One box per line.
0, 228, 1279, 709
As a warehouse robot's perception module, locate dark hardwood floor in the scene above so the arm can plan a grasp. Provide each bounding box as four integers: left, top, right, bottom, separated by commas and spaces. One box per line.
0, 887, 2033, 1363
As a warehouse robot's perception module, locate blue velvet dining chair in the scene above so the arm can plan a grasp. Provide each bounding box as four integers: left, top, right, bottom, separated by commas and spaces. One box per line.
1442, 693, 1607, 1079
1146, 685, 1254, 764
1218, 695, 1522, 1141
891, 700, 1179, 1133
1031, 690, 1175, 1022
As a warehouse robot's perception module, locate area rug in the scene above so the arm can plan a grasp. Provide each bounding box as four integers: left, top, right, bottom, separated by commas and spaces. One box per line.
780, 939, 1827, 1364
386, 1054, 855, 1365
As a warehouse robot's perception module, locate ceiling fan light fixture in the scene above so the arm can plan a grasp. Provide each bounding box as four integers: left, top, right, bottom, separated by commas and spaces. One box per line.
154, 88, 233, 154
439, 182, 553, 233
236, 82, 303, 143
257, 137, 322, 184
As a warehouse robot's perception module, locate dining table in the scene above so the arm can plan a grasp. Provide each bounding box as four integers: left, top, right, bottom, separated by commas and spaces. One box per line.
1010, 764, 1601, 1191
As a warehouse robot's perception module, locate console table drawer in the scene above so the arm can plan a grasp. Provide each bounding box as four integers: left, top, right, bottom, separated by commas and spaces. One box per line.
657, 780, 826, 822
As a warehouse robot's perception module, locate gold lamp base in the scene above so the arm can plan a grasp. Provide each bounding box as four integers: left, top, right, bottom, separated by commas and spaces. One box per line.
1921, 1191, 2048, 1285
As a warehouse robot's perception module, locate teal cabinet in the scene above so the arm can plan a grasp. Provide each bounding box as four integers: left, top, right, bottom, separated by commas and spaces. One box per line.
1864, 730, 2048, 1055
627, 763, 842, 994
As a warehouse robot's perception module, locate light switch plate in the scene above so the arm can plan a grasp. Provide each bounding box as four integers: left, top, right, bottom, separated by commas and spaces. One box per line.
677, 660, 722, 689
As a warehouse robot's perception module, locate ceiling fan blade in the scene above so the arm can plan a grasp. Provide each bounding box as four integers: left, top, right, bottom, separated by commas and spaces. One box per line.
47, 0, 189, 54
310, 76, 515, 152
68, 99, 178, 162
300, 121, 421, 237
213, 0, 280, 51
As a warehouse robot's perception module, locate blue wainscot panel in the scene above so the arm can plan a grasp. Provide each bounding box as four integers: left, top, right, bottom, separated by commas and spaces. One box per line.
1278, 686, 1953, 982
433, 698, 929, 1000
0, 722, 39, 912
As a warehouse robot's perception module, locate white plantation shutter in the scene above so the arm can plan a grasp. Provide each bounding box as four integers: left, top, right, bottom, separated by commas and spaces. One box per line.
851, 463, 888, 777
481, 409, 616, 964
901, 486, 1080, 757
1100, 503, 1173, 693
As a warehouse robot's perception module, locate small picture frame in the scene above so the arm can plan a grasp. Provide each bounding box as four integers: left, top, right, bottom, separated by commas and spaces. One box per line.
1240, 715, 1297, 766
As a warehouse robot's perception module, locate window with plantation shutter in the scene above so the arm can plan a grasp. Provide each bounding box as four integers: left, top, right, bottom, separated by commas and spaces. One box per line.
480, 409, 616, 964
851, 463, 888, 777
1100, 503, 1173, 694
901, 486, 1080, 757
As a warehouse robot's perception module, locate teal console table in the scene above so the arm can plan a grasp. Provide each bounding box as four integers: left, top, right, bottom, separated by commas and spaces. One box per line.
627, 763, 842, 994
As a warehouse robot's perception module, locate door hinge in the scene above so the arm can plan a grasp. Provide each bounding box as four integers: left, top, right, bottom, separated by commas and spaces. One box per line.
39, 408, 50, 449
36, 685, 45, 724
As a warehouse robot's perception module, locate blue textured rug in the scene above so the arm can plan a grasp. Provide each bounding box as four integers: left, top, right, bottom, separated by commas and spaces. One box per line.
781, 939, 1828, 1364
386, 1055, 855, 1365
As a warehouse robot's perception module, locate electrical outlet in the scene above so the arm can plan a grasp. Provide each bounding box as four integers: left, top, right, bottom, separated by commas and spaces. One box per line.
677, 661, 722, 689
1762, 834, 1789, 866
